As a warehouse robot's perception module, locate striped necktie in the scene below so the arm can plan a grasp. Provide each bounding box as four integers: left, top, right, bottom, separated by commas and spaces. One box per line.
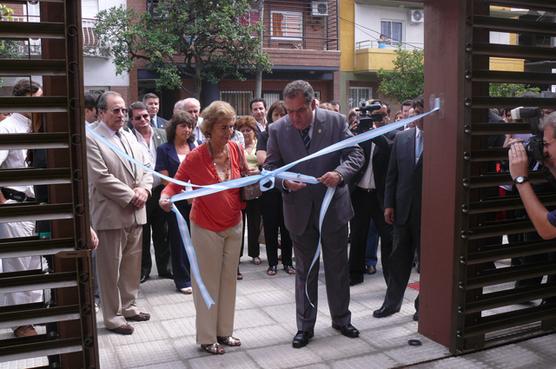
300, 127, 311, 149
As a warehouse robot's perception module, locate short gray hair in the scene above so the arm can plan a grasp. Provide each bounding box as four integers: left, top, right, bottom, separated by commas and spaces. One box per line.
283, 80, 314, 105
97, 91, 123, 111
173, 97, 200, 113
541, 111, 556, 138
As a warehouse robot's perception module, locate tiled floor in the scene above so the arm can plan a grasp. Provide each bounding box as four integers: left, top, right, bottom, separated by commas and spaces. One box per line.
2, 247, 556, 368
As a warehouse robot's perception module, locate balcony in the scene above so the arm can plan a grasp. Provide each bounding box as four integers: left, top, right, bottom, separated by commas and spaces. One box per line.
2, 16, 107, 58
354, 39, 423, 73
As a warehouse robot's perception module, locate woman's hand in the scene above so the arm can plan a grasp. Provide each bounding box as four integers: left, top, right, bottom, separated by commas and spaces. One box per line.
159, 196, 173, 212
247, 167, 260, 175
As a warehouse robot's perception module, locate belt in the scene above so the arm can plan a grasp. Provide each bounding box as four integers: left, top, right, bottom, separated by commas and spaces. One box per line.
357, 187, 376, 193
1, 187, 36, 202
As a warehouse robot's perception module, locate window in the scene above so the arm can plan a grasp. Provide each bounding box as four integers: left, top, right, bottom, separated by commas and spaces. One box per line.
220, 91, 253, 116
263, 92, 280, 109
380, 20, 403, 45
348, 87, 372, 109
271, 11, 302, 40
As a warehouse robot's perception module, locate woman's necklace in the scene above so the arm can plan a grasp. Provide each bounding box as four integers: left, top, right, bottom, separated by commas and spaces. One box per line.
208, 141, 230, 181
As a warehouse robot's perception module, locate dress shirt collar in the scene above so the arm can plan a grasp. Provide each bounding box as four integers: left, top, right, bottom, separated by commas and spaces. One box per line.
99, 121, 120, 137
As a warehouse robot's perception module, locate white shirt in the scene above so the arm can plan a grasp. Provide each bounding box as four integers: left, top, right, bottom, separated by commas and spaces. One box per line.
415, 127, 423, 163
193, 117, 205, 146
256, 120, 266, 133
0, 113, 35, 196
357, 143, 376, 190
133, 128, 159, 187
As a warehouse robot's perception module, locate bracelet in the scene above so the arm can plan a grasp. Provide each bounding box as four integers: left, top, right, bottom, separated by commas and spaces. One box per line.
334, 170, 344, 183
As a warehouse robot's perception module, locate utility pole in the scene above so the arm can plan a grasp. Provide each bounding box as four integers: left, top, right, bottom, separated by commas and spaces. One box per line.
255, 0, 264, 98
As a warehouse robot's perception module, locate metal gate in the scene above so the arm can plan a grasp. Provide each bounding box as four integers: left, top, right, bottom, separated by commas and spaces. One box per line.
0, 0, 98, 367
455, 0, 556, 353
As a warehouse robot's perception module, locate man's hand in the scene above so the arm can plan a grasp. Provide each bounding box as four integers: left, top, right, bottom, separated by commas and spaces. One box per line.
384, 208, 394, 225
284, 179, 306, 192
159, 196, 173, 212
509, 142, 529, 179
318, 171, 342, 188
0, 191, 6, 205
130, 187, 149, 209
89, 227, 99, 250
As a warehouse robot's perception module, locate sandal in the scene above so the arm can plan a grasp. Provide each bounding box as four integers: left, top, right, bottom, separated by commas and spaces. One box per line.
201, 342, 225, 354
284, 265, 296, 275
266, 265, 277, 276
252, 257, 262, 265
217, 336, 241, 347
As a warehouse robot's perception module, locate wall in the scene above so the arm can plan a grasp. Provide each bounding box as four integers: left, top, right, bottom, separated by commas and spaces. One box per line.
354, 3, 424, 48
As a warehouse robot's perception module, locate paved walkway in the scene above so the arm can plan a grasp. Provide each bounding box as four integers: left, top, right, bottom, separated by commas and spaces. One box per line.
2, 247, 556, 368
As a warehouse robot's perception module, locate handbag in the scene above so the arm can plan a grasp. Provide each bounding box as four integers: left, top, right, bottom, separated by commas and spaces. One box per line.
236, 142, 262, 201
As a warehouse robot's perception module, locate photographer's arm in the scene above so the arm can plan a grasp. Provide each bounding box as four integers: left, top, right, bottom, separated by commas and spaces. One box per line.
509, 142, 556, 240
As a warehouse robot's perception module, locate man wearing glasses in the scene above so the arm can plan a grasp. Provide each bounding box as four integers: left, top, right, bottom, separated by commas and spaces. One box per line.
127, 101, 171, 284
509, 111, 556, 240
87, 91, 153, 335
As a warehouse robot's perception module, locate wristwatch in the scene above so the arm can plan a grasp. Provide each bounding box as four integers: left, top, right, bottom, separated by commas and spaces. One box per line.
513, 176, 529, 185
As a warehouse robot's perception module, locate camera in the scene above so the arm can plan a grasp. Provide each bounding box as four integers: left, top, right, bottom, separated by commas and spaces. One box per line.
355, 101, 385, 134
510, 106, 544, 163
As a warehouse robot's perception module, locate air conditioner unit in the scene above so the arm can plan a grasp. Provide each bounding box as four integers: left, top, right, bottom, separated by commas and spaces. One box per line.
312, 1, 328, 17
410, 9, 424, 23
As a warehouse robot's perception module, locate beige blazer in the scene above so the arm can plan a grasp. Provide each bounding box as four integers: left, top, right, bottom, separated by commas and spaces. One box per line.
87, 122, 153, 230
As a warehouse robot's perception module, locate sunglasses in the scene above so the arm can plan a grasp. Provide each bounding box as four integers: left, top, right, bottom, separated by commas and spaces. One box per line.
110, 108, 128, 115
133, 114, 150, 120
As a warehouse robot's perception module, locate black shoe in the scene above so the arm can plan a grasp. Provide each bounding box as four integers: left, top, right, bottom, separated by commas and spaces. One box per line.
140, 274, 150, 283
349, 275, 364, 286
292, 330, 313, 348
332, 323, 359, 338
372, 306, 400, 318
413, 311, 419, 321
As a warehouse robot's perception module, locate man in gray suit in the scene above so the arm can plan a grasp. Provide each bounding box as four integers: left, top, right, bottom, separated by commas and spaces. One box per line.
87, 91, 153, 335
373, 98, 424, 321
265, 80, 364, 348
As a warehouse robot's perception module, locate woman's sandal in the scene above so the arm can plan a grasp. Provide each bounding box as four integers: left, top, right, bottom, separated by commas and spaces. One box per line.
217, 336, 241, 347
201, 342, 225, 354
266, 265, 277, 276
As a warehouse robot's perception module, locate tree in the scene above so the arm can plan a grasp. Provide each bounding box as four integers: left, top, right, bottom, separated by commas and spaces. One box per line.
95, 0, 271, 98
377, 49, 424, 103
489, 83, 540, 97
0, 4, 19, 86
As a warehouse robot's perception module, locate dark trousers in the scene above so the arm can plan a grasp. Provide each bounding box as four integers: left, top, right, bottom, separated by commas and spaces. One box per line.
349, 188, 393, 284
241, 198, 261, 258
291, 211, 351, 331
365, 220, 379, 267
141, 186, 171, 277
382, 203, 420, 311
166, 201, 192, 290
261, 189, 293, 267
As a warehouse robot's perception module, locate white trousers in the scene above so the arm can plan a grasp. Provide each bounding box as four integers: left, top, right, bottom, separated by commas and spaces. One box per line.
0, 216, 43, 306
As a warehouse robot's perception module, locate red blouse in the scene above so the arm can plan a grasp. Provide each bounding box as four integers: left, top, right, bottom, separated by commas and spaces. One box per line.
162, 141, 245, 232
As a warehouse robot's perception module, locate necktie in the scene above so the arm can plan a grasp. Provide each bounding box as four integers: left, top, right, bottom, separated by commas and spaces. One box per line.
116, 131, 136, 176
415, 130, 423, 164
300, 127, 311, 150
151, 117, 156, 128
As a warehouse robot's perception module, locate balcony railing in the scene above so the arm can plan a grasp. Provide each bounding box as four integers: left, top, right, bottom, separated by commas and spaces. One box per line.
82, 18, 109, 58
355, 39, 424, 50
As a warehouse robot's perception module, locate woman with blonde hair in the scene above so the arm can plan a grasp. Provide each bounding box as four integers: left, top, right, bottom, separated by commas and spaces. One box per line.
160, 101, 249, 354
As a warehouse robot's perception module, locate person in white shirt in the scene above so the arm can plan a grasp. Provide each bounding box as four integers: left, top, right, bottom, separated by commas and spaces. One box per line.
0, 79, 44, 337
249, 98, 267, 137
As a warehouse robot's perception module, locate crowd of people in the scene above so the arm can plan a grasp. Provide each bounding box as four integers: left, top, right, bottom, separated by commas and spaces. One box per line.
2, 78, 428, 354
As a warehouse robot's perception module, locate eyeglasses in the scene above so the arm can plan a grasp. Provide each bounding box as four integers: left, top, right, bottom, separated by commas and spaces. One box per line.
110, 108, 128, 115
133, 114, 150, 120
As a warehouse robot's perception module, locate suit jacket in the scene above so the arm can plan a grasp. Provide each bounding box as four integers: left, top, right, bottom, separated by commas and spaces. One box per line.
384, 127, 423, 225
87, 123, 153, 230
265, 108, 364, 236
152, 115, 168, 129
351, 131, 395, 208
155, 140, 196, 177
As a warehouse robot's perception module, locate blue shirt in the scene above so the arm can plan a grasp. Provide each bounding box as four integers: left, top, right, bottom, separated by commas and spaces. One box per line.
547, 209, 556, 228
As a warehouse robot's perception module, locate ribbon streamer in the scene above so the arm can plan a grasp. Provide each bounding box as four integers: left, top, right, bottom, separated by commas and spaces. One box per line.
85, 98, 441, 309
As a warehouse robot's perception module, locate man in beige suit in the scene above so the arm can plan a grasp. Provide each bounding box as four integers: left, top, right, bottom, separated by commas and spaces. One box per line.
87, 91, 153, 335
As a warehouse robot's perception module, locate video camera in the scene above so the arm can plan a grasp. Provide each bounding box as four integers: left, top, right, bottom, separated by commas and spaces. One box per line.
510, 106, 544, 163
355, 100, 385, 134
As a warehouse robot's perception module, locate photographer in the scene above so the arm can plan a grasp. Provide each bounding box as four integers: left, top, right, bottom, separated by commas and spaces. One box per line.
509, 111, 556, 240
348, 101, 394, 286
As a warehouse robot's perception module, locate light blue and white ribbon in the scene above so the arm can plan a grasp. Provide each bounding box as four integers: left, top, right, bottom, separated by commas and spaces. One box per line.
86, 98, 440, 309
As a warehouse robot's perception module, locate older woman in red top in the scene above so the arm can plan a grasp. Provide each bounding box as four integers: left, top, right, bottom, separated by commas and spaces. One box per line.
159, 101, 246, 355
